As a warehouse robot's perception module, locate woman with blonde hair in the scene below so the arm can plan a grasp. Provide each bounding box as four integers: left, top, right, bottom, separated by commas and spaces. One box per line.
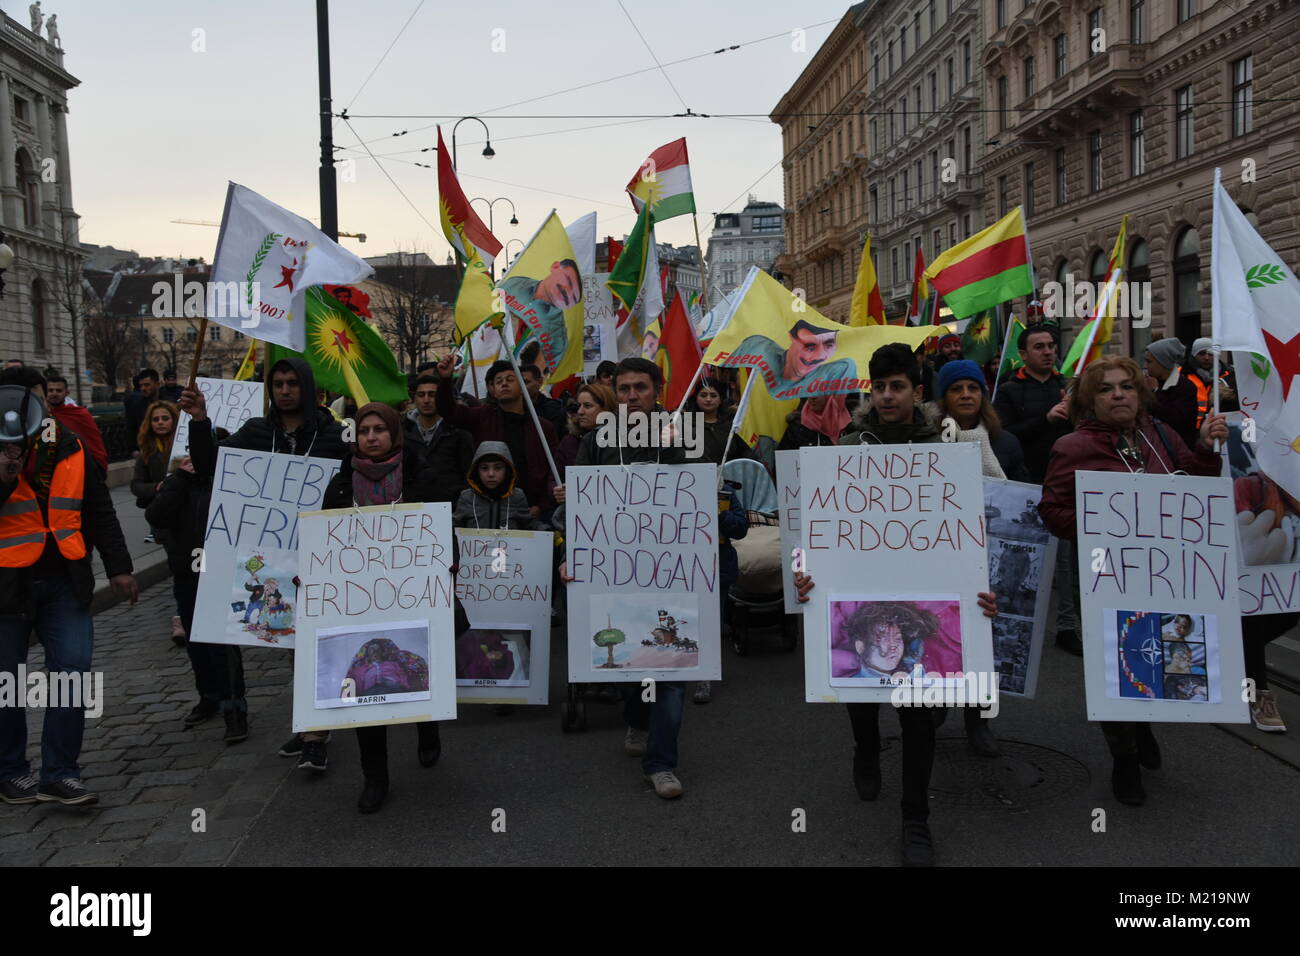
1038, 355, 1227, 807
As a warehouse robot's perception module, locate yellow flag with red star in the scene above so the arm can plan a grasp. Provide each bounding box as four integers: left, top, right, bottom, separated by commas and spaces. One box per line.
267, 285, 408, 406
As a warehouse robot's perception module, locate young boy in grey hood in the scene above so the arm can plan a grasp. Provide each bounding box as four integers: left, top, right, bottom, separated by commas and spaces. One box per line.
454, 442, 546, 531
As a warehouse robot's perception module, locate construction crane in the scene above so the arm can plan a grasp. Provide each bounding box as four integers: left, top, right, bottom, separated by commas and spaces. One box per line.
171, 219, 367, 243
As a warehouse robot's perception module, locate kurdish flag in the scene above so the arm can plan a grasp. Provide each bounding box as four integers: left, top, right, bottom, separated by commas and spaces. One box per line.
1061, 215, 1128, 377
998, 317, 1028, 378
268, 286, 408, 406
234, 339, 257, 381
924, 207, 1034, 319
907, 246, 932, 326
627, 138, 696, 223
735, 368, 797, 448
438, 127, 504, 343
848, 234, 886, 326
960, 310, 998, 365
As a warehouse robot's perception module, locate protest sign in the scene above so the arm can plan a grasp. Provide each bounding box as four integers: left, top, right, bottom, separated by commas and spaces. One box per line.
454, 529, 554, 705
798, 442, 994, 704
984, 479, 1057, 698
1222, 411, 1300, 615
292, 502, 457, 733
168, 377, 261, 463
1076, 471, 1247, 723
776, 450, 803, 614
565, 463, 721, 682
191, 447, 340, 648
582, 272, 619, 378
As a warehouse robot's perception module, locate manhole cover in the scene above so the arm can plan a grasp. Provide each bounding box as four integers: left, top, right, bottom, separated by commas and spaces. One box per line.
878, 738, 1091, 812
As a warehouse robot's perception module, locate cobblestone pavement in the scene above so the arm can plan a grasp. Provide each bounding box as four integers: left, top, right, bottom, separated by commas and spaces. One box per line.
0, 584, 297, 867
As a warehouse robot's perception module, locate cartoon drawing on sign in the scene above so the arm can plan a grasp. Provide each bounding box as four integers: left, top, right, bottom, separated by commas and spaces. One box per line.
455, 628, 531, 687
1112, 611, 1215, 701
828, 597, 962, 686
314, 622, 432, 709
587, 595, 701, 670
230, 552, 296, 644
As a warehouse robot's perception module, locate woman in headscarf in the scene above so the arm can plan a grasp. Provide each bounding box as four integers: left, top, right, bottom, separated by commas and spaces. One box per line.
323, 401, 459, 814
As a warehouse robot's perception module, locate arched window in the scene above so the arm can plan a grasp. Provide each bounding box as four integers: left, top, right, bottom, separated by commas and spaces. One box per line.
1173, 226, 1202, 343
1046, 259, 1071, 323
31, 278, 46, 352
1128, 238, 1151, 358
1089, 249, 1108, 284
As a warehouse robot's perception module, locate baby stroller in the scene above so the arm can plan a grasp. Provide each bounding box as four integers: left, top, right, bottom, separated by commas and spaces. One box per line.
722, 459, 798, 655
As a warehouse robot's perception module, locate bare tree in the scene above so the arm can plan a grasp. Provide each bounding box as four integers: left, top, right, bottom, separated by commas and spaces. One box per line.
366, 259, 455, 372
82, 294, 134, 395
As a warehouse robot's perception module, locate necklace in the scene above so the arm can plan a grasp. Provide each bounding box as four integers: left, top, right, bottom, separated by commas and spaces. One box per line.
1116, 432, 1145, 473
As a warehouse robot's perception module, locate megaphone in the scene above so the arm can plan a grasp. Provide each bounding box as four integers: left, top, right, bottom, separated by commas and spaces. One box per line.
0, 385, 46, 443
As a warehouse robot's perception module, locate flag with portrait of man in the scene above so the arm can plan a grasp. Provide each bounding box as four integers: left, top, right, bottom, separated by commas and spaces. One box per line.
496, 210, 584, 382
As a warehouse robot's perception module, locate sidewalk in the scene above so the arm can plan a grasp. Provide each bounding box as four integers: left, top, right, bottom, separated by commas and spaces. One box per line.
91, 485, 172, 612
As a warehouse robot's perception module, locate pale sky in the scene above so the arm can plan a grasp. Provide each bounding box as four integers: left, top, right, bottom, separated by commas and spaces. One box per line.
35, 0, 847, 263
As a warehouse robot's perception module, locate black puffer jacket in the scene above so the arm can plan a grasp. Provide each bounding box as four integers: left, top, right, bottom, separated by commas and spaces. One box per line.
145, 467, 211, 577
992, 368, 1071, 483
189, 357, 347, 477
402, 411, 474, 504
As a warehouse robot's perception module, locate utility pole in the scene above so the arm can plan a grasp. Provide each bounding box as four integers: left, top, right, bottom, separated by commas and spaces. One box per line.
316, 0, 338, 241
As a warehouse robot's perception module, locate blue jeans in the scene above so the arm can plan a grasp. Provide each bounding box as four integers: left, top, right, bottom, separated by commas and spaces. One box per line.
622, 681, 685, 775
0, 573, 95, 784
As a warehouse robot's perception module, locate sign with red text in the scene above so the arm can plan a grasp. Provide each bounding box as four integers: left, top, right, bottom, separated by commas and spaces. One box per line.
191, 447, 341, 649
798, 443, 993, 703
1076, 471, 1247, 723
776, 450, 803, 614
454, 529, 553, 706
292, 502, 457, 733
565, 463, 721, 682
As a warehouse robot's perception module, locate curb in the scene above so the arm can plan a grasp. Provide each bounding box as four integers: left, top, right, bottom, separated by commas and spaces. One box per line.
90, 554, 173, 615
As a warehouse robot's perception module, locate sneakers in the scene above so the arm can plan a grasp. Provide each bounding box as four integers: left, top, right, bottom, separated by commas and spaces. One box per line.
297, 738, 329, 772
170, 615, 187, 647
37, 778, 98, 806
1251, 691, 1287, 732
278, 735, 304, 757
852, 747, 881, 801
1135, 724, 1161, 770
358, 777, 389, 814
1112, 755, 1145, 806
0, 772, 39, 805
965, 710, 1001, 758
1055, 629, 1083, 656
624, 727, 648, 757
183, 699, 219, 728
692, 681, 712, 704
645, 771, 684, 799
223, 710, 249, 745
900, 820, 935, 867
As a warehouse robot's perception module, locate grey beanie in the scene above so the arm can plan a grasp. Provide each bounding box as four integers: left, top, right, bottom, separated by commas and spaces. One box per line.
1192, 337, 1214, 357
1145, 337, 1185, 371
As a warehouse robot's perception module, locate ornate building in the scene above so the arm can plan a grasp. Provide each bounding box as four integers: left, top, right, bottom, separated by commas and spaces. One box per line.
980, 0, 1300, 355
706, 198, 783, 298
0, 8, 82, 394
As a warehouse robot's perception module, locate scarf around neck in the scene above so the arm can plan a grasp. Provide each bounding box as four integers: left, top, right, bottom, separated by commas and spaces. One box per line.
956, 422, 1006, 479
351, 451, 404, 506
801, 394, 851, 441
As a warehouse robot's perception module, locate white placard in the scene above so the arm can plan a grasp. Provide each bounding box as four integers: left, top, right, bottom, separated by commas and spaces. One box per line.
581, 272, 619, 378
191, 447, 340, 648
565, 463, 721, 682
454, 529, 554, 705
776, 450, 803, 614
799, 443, 994, 703
292, 503, 457, 732
1076, 471, 1248, 723
984, 479, 1057, 699
169, 377, 261, 463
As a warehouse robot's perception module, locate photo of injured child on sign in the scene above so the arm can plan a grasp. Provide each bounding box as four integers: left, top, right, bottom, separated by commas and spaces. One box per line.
315, 620, 432, 710
586, 594, 701, 671
828, 596, 962, 687
456, 628, 531, 687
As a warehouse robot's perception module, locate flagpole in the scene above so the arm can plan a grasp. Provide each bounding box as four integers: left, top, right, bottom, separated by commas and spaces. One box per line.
187, 317, 208, 391
500, 318, 562, 487
691, 212, 713, 313
316, 0, 338, 241
717, 371, 757, 491
990, 309, 1016, 404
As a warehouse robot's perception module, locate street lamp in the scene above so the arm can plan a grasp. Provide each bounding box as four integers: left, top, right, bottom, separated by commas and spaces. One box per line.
469, 197, 518, 278
504, 238, 524, 266
451, 116, 494, 172
0, 233, 13, 299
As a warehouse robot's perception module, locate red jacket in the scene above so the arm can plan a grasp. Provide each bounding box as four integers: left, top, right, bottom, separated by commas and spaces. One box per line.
50, 404, 109, 474
1038, 415, 1220, 540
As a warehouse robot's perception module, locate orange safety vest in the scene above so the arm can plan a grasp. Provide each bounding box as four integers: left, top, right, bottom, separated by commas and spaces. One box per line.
0, 445, 87, 567
1191, 371, 1210, 428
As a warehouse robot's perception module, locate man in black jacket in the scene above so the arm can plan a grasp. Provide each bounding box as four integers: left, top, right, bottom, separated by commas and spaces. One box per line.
521, 364, 568, 435
0, 375, 137, 808
403, 374, 473, 503
991, 325, 1079, 655
179, 357, 347, 772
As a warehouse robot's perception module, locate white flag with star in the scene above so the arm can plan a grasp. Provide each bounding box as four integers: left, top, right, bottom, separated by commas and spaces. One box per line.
1211, 169, 1300, 502
208, 182, 372, 351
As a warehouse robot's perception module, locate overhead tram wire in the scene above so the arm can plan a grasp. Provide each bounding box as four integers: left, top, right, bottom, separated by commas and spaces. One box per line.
617, 0, 691, 113
332, 0, 426, 131
340, 116, 440, 235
